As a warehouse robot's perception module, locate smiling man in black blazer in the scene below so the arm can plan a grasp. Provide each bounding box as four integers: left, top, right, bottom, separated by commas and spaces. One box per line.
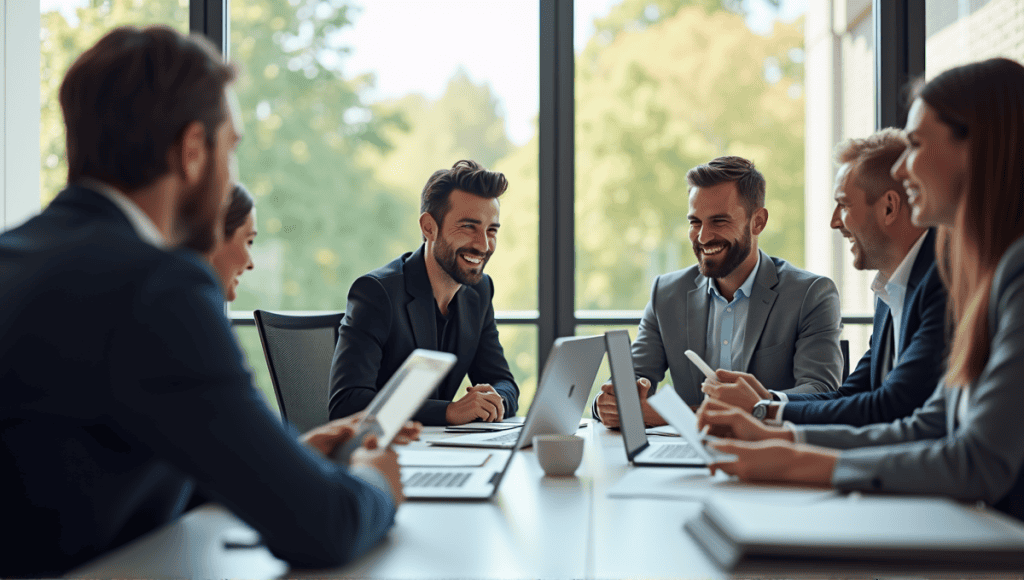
329, 160, 519, 426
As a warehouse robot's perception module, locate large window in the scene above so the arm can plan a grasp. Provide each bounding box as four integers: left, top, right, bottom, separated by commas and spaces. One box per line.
23, 0, 923, 416
574, 0, 808, 313
39, 0, 190, 207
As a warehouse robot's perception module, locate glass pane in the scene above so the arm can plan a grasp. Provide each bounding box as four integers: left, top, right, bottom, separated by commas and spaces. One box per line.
228, 0, 539, 313
574, 0, 807, 311
926, 0, 1024, 78
39, 0, 190, 206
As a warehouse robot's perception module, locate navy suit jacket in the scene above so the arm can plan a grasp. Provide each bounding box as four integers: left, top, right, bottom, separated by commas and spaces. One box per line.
782, 229, 948, 425
328, 246, 519, 426
0, 185, 394, 576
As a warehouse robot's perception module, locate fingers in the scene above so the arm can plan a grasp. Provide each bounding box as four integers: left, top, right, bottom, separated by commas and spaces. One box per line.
600, 381, 615, 396
714, 369, 749, 382
361, 434, 380, 451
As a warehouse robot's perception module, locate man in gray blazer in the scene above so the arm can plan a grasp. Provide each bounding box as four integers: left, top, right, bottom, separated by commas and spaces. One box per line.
596, 156, 843, 428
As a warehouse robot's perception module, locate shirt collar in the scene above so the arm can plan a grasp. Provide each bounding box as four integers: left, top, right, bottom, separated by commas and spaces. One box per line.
871, 232, 927, 299
708, 252, 761, 301
78, 178, 168, 248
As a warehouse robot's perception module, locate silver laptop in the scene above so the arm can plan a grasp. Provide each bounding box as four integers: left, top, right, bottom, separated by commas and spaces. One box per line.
402, 446, 518, 500
428, 335, 606, 449
605, 329, 705, 467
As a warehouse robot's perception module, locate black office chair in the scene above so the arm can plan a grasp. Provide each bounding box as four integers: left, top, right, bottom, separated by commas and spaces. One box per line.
253, 310, 344, 434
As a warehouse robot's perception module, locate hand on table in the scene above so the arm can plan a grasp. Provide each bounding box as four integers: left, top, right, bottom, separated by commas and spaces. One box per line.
595, 377, 665, 428
705, 438, 838, 487
447, 384, 505, 424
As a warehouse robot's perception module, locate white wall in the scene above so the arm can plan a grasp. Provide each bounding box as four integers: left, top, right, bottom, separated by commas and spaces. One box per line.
2, 0, 41, 231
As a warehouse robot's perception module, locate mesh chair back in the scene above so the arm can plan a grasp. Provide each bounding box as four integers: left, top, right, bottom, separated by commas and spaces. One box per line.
841, 339, 851, 383
254, 310, 343, 434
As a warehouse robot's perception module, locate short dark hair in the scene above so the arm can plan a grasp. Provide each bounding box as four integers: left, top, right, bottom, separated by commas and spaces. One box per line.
420, 160, 508, 228
834, 128, 908, 204
59, 25, 236, 192
224, 183, 255, 237
685, 156, 766, 216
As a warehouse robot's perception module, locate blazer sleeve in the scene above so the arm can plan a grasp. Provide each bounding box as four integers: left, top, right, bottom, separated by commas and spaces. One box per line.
467, 279, 519, 418
112, 265, 395, 568
784, 275, 843, 394
328, 276, 393, 421
783, 268, 947, 425
802, 259, 1024, 505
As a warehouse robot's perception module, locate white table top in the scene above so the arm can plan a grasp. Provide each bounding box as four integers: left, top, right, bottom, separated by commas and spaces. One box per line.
70, 422, 1024, 578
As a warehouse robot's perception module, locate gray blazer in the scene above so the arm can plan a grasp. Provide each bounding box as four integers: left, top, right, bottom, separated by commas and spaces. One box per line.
632, 250, 843, 405
802, 235, 1024, 519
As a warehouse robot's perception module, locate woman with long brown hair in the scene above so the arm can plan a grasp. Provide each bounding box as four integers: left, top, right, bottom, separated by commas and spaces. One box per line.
696, 57, 1024, 519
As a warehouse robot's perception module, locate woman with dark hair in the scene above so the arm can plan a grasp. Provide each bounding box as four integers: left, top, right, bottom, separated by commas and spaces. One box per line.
696, 57, 1024, 519
208, 183, 257, 301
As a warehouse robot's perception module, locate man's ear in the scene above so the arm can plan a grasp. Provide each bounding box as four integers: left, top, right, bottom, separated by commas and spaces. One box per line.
750, 207, 769, 235
173, 121, 208, 184
419, 212, 438, 242
880, 189, 902, 226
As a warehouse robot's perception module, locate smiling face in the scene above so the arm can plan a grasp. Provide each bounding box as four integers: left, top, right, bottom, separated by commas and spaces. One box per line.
831, 163, 888, 271
429, 189, 500, 286
210, 209, 257, 301
687, 181, 760, 279
891, 98, 970, 228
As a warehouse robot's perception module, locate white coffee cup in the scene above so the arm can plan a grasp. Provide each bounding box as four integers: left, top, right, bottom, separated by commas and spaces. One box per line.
533, 434, 584, 476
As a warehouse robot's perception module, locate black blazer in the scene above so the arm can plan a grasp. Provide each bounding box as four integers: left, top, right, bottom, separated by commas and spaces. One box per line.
0, 185, 394, 576
328, 246, 519, 425
783, 229, 948, 425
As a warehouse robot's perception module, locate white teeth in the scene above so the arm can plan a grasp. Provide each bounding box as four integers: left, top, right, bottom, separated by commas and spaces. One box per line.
462, 255, 481, 264
702, 246, 724, 256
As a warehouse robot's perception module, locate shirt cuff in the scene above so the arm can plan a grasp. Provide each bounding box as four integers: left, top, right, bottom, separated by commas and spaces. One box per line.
350, 465, 395, 503
770, 390, 789, 402
784, 421, 805, 444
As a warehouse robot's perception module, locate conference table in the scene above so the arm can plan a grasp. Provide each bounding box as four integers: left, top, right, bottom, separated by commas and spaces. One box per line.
70, 421, 1024, 578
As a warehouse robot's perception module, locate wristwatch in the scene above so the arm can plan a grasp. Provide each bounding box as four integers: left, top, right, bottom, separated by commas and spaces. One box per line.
751, 399, 771, 421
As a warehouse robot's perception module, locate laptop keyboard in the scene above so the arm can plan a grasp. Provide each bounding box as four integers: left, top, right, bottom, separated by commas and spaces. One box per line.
483, 431, 521, 444
404, 471, 473, 488
649, 443, 700, 459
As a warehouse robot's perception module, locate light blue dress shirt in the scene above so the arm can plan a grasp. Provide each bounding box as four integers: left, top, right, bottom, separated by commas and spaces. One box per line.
706, 254, 761, 372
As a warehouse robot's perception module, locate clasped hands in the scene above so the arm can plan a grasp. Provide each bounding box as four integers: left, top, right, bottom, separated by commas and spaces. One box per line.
301, 411, 422, 505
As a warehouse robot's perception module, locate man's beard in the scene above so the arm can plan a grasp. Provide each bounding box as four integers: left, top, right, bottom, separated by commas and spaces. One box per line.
693, 227, 752, 279
178, 158, 224, 254
434, 233, 490, 286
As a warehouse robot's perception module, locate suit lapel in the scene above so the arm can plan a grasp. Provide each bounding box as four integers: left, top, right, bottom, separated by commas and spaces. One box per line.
870, 298, 891, 389
687, 276, 711, 388
738, 252, 778, 371
896, 229, 937, 356
404, 246, 438, 350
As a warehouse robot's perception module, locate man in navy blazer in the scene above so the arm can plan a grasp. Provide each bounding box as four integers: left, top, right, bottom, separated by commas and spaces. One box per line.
328, 161, 519, 426
1, 27, 404, 576
703, 129, 948, 427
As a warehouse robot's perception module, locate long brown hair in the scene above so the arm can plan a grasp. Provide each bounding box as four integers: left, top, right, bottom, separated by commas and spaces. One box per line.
920, 58, 1024, 386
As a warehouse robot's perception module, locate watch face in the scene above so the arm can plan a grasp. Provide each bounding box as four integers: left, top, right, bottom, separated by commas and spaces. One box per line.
752, 403, 767, 420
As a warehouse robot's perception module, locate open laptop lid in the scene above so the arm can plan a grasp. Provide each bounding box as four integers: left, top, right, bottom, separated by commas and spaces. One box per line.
332, 349, 456, 461
605, 329, 651, 461
513, 334, 606, 449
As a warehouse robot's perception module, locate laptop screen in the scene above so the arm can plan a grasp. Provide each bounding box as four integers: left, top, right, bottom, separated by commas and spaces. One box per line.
605, 329, 648, 455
